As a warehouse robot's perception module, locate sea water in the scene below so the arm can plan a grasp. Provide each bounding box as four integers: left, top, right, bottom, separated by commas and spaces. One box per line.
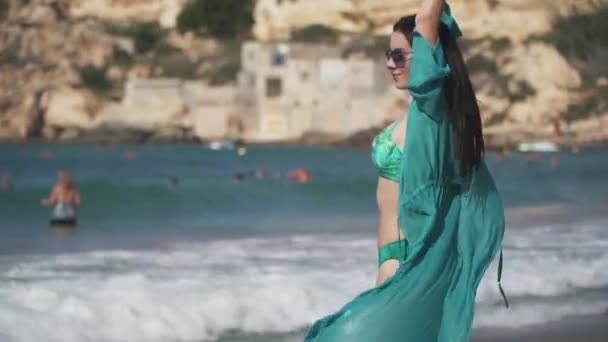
0, 144, 607, 341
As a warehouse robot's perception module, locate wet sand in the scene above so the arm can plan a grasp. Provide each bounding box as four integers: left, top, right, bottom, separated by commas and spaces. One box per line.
220, 313, 608, 341
473, 313, 608, 342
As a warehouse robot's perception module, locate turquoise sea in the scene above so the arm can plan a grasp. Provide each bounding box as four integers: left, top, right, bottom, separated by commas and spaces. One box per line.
0, 144, 607, 341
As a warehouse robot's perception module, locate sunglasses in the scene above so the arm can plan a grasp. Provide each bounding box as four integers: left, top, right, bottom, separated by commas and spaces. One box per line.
384, 48, 413, 67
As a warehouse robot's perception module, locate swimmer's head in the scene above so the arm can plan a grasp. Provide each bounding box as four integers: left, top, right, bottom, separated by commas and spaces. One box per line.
58, 170, 74, 187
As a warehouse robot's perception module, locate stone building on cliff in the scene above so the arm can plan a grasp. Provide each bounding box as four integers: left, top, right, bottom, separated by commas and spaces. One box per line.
236, 41, 395, 141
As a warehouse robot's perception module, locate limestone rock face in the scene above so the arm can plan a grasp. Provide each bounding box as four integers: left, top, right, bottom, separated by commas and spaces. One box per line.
0, 0, 606, 146
254, 0, 419, 40
253, 0, 592, 41
468, 38, 585, 127
64, 0, 187, 28
501, 43, 582, 124
0, 0, 115, 140
252, 0, 605, 146
45, 87, 97, 132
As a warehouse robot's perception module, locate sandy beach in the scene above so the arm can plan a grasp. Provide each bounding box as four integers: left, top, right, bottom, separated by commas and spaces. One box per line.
218, 313, 608, 342
473, 313, 608, 342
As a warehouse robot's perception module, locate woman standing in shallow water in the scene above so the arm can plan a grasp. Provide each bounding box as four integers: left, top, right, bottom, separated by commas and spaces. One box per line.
305, 0, 508, 341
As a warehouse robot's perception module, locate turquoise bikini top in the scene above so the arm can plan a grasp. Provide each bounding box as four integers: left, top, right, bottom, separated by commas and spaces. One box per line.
371, 120, 403, 182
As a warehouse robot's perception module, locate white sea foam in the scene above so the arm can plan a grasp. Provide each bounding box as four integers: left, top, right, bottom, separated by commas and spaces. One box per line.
0, 220, 607, 341
0, 236, 374, 342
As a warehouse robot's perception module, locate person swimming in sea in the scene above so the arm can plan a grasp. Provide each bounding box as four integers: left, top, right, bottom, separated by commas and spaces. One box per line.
168, 176, 180, 187
0, 172, 10, 191
41, 170, 81, 226
287, 168, 313, 184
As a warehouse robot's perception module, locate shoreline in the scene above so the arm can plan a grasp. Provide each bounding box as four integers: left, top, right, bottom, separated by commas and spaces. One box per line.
216, 313, 608, 341
1, 136, 607, 152
472, 312, 608, 342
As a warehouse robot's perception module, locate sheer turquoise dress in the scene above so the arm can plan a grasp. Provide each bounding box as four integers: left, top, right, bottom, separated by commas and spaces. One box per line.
304, 8, 507, 342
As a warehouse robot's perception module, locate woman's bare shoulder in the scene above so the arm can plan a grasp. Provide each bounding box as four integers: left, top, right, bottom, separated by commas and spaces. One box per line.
391, 115, 408, 149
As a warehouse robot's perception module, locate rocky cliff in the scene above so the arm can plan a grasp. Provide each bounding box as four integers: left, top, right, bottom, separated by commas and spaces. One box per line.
255, 0, 608, 147
61, 0, 187, 28
0, 0, 234, 143
1, 0, 607, 147
254, 0, 588, 40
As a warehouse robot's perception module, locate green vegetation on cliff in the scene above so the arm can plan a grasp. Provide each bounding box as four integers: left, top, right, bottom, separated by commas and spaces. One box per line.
177, 0, 255, 39
538, 0, 608, 64
105, 21, 166, 54
292, 25, 340, 44
79, 66, 112, 93
535, 0, 608, 121
528, 0, 608, 85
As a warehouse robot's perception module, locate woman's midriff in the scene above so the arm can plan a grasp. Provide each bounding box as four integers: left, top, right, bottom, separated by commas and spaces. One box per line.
376, 176, 404, 248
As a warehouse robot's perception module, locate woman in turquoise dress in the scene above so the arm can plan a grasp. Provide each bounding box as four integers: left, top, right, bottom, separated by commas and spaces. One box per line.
305, 1, 507, 341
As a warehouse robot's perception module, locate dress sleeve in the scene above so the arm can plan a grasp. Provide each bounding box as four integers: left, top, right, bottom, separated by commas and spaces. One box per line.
407, 28, 451, 122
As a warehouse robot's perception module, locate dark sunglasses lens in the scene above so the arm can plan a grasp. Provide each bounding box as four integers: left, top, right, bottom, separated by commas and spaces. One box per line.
391, 51, 406, 65
385, 49, 406, 66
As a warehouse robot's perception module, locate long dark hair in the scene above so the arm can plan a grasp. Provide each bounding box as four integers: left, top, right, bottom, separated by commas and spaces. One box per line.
394, 15, 484, 177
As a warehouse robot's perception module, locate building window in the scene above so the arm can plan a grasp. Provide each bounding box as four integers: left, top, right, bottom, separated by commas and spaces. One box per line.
301, 71, 310, 81
272, 53, 286, 66
266, 78, 282, 98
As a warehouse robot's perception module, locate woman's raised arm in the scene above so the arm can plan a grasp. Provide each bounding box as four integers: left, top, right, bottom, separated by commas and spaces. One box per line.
415, 0, 445, 45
